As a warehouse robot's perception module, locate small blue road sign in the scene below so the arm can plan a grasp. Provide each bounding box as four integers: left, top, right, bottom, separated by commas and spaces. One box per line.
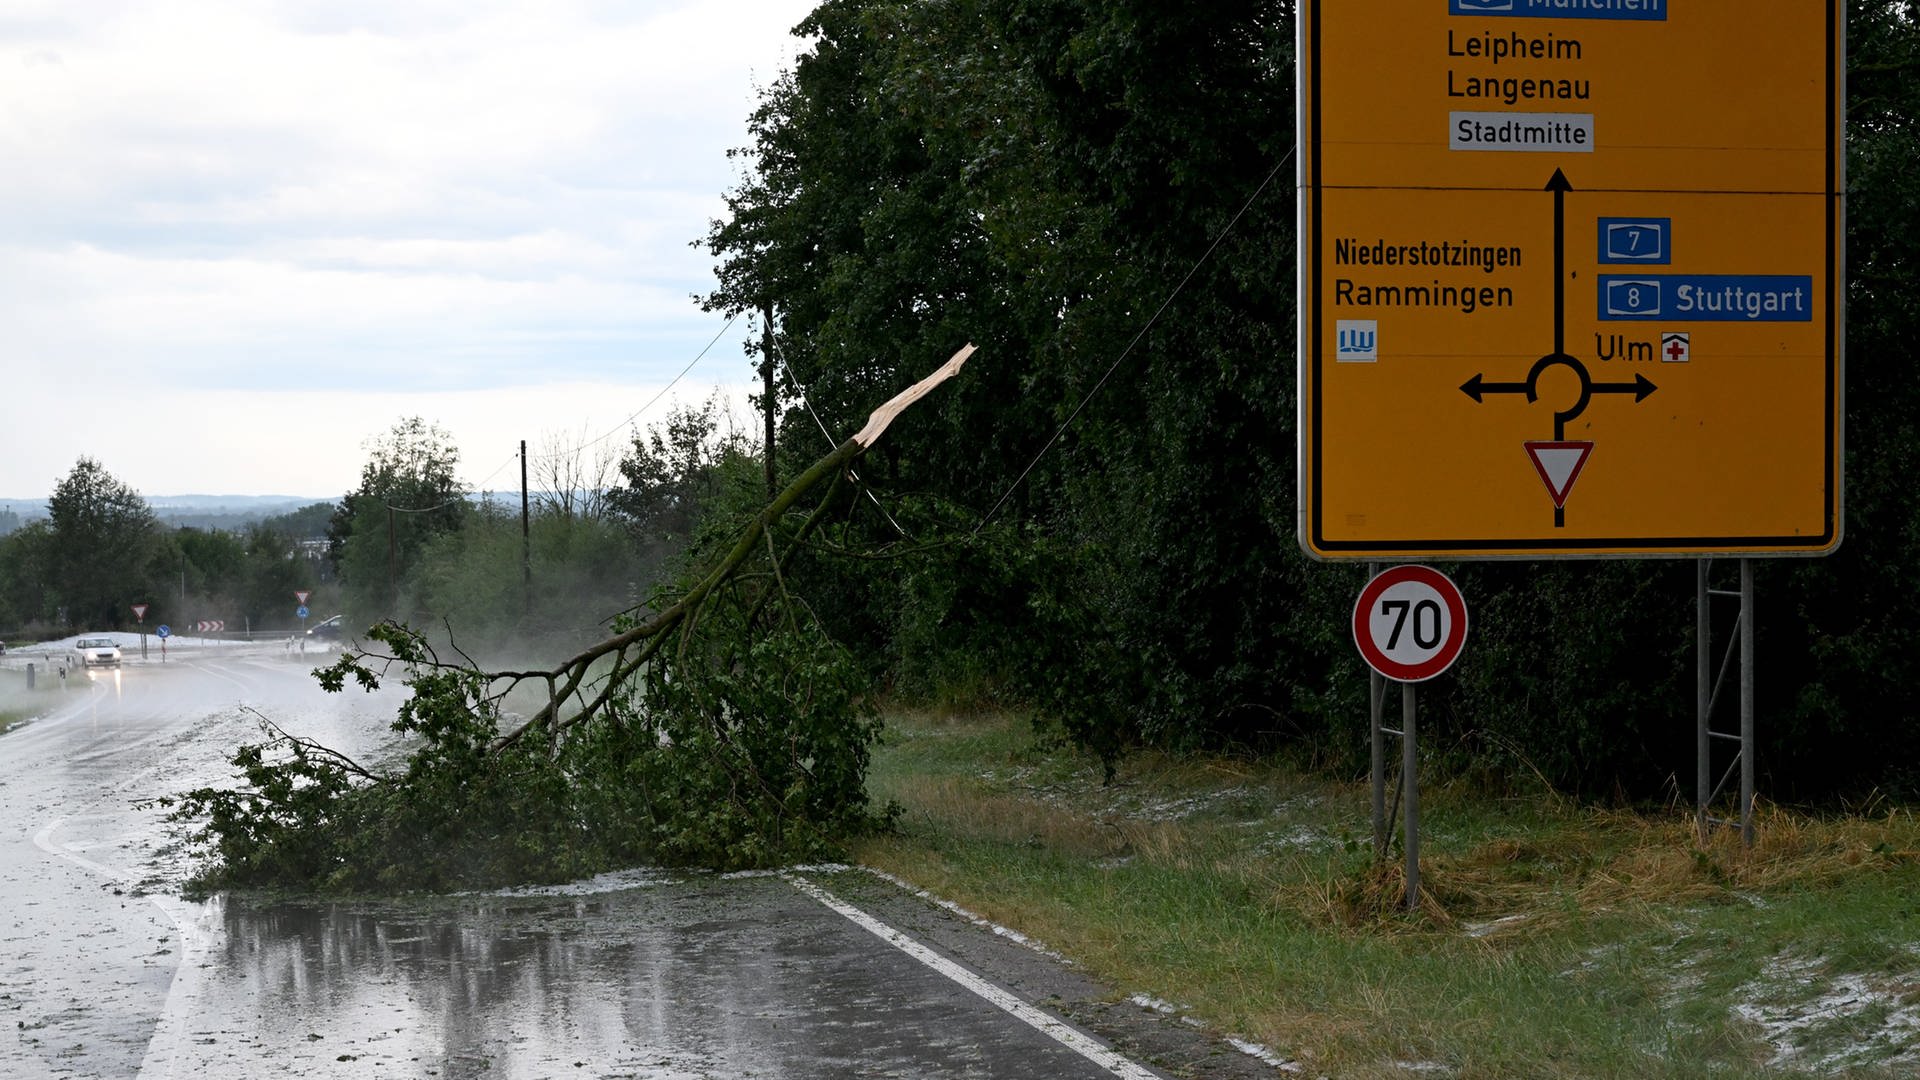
1598, 218, 1671, 264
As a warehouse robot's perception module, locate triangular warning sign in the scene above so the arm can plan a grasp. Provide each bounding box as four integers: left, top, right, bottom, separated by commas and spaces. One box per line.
1524, 441, 1594, 509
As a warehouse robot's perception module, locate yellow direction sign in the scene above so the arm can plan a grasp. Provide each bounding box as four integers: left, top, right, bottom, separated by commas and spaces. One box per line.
1297, 0, 1844, 559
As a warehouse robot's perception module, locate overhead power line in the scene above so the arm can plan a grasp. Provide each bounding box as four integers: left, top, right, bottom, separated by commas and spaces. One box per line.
381, 313, 745, 513
975, 145, 1297, 535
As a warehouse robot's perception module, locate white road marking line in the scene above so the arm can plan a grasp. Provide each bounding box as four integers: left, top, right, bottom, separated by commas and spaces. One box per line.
32, 818, 123, 878
860, 865, 1071, 962
180, 659, 257, 692
132, 893, 220, 1080
784, 873, 1165, 1080
33, 818, 220, 1080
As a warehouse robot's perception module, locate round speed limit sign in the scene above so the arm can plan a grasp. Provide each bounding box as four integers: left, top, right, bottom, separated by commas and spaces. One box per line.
1352, 565, 1469, 683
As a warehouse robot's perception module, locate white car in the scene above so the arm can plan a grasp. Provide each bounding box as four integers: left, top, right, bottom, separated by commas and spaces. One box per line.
70, 637, 122, 668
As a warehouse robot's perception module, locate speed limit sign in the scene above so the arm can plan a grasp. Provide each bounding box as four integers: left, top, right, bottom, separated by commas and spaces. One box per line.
1353, 565, 1468, 683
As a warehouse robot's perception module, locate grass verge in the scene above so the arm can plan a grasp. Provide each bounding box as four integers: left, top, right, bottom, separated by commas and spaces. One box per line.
0, 669, 42, 735
855, 709, 1920, 1079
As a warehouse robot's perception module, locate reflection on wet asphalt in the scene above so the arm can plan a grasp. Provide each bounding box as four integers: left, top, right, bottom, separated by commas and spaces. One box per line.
193, 873, 1127, 1078
0, 656, 1181, 1079
1, 666, 241, 1077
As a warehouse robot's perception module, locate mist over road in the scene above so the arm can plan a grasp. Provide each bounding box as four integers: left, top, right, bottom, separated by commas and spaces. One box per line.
0, 653, 1212, 1079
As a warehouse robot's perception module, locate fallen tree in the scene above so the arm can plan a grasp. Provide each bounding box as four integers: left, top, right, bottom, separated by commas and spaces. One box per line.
161, 347, 975, 894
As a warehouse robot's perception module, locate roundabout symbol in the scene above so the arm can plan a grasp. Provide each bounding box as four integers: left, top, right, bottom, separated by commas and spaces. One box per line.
1456, 170, 1659, 528
1460, 353, 1655, 438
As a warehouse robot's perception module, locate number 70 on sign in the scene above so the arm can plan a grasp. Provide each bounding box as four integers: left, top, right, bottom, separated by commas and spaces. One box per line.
1352, 566, 1470, 683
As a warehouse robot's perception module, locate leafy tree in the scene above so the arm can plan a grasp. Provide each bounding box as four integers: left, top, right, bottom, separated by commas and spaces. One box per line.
163, 384, 951, 890
46, 457, 164, 630
1746, 0, 1920, 797
696, 0, 1920, 803
125, 525, 317, 634
704, 0, 1307, 755
329, 418, 470, 623
409, 508, 651, 654
261, 501, 338, 541
175, 527, 246, 606
0, 521, 58, 632
232, 525, 317, 630
334, 402, 771, 657
607, 396, 759, 570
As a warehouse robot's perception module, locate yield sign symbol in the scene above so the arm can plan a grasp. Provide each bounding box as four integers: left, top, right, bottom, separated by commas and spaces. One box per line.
1524, 441, 1594, 509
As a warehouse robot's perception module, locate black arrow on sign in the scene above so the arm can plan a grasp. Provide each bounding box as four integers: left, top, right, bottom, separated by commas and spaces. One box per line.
1463, 360, 1656, 434
1547, 168, 1571, 356
1459, 169, 1659, 528
1459, 373, 1533, 403
1547, 369, 1658, 441
1591, 373, 1659, 403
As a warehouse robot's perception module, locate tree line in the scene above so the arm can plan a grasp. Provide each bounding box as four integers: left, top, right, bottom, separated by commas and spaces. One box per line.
0, 458, 319, 638
99, 0, 1920, 893
18, 1, 1920, 812
687, 0, 1920, 801
0, 399, 757, 655
321, 407, 766, 655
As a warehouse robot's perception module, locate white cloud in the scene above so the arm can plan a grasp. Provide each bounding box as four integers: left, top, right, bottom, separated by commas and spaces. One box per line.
2, 241, 712, 389
8, 378, 763, 501
0, 0, 812, 494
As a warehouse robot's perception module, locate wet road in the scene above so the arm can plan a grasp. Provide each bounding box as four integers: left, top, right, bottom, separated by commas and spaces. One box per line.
0, 654, 1235, 1079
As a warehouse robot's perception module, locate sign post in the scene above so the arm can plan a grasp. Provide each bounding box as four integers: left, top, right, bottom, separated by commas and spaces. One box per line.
156, 624, 170, 663
132, 603, 148, 659
1301, 0, 1845, 853
1353, 565, 1470, 910
1298, 1, 1844, 558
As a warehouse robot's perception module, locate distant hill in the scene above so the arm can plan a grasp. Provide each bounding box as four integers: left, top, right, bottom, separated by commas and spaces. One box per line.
145, 495, 330, 530
0, 495, 335, 535
146, 494, 328, 511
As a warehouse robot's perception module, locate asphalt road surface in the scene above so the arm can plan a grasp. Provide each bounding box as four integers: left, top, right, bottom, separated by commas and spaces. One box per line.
0, 651, 1278, 1079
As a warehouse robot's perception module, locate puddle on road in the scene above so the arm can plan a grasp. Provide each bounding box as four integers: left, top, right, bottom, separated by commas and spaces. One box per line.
7, 665, 1153, 1079
168, 872, 1081, 1079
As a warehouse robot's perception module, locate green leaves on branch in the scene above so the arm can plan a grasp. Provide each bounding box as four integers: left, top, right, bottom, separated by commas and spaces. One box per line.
164, 355, 979, 893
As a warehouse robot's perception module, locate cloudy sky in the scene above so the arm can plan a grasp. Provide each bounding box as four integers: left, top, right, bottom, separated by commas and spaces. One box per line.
1, 0, 817, 499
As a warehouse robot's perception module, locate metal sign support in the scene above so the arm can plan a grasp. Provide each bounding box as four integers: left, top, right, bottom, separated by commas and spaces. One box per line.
1371, 682, 1420, 910
1400, 683, 1418, 908
1367, 564, 1422, 909
1696, 558, 1755, 846
1370, 563, 1387, 860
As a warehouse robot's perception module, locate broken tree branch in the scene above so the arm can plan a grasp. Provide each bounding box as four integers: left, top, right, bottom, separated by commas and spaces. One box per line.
483, 344, 975, 753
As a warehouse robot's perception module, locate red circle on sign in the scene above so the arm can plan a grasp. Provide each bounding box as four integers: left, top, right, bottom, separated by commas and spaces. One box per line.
1352, 565, 1469, 683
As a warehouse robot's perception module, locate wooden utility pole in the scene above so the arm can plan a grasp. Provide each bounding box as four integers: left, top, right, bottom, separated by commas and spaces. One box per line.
386, 504, 398, 609
521, 439, 532, 617
762, 301, 778, 502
